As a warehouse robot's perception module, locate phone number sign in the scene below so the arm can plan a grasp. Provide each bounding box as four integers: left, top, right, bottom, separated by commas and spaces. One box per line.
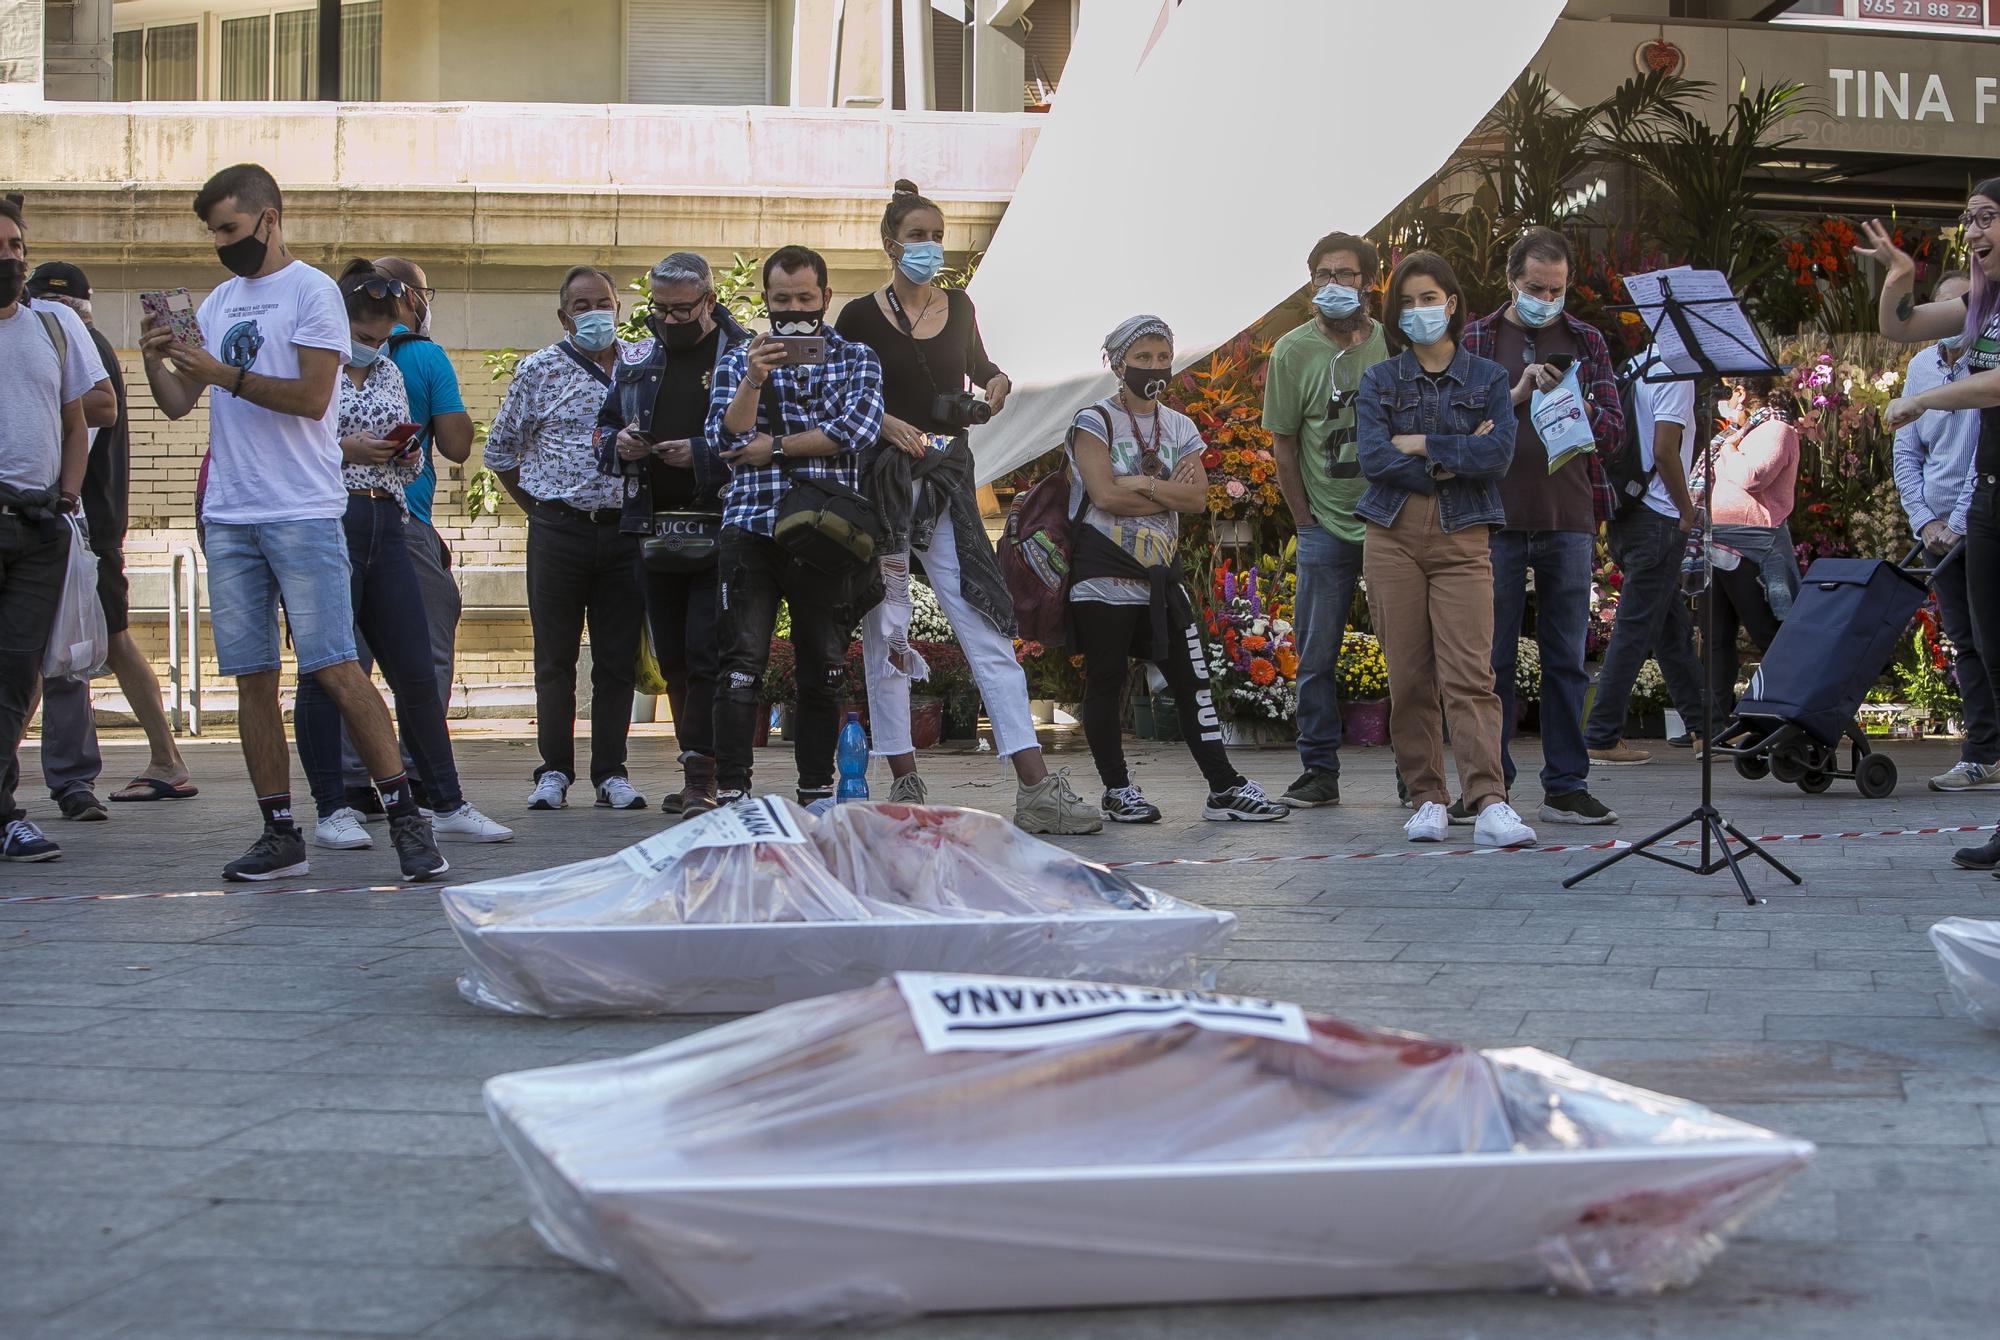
1856, 0, 1992, 27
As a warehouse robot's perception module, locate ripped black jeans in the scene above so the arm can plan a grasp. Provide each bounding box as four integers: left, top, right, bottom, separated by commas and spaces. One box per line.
714, 527, 865, 795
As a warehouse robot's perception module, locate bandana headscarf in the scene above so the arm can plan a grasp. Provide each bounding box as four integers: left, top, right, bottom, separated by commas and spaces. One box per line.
1102, 314, 1174, 369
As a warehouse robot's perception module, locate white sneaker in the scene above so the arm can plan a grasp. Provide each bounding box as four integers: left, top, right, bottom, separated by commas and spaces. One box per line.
1930, 760, 2000, 791
313, 808, 373, 850
527, 773, 570, 810
595, 777, 647, 810
430, 802, 515, 843
1405, 801, 1449, 843
1473, 801, 1538, 849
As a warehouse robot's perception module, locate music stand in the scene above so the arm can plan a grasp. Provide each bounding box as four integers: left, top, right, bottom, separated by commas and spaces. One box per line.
1563, 269, 1802, 905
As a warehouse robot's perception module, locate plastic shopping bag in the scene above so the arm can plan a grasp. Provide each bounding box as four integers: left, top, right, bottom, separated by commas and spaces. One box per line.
42, 515, 108, 681
1530, 367, 1597, 474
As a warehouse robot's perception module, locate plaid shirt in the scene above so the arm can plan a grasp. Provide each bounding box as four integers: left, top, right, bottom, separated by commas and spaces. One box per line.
1461, 308, 1623, 527
706, 325, 884, 535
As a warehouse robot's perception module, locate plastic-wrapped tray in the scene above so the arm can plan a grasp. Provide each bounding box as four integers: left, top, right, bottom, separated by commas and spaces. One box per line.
486, 972, 1815, 1325
1930, 916, 2000, 1028
442, 799, 1235, 1015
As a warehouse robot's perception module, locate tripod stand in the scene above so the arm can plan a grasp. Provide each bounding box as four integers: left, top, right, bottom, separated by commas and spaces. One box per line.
1563, 274, 1801, 905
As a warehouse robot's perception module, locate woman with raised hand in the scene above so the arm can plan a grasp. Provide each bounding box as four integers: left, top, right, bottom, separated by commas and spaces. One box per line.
1065, 315, 1289, 825
836, 180, 1099, 835
1354, 251, 1535, 849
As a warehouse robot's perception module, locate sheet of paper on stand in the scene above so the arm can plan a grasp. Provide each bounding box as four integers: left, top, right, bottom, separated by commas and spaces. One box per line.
1619, 267, 1774, 378
484, 972, 1815, 1327
1930, 917, 2000, 1028
441, 800, 1236, 1016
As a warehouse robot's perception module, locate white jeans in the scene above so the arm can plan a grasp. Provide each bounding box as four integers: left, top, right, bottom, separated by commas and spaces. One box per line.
861, 502, 1040, 759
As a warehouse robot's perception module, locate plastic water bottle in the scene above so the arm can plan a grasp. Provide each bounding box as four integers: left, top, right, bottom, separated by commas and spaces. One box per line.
836, 712, 870, 802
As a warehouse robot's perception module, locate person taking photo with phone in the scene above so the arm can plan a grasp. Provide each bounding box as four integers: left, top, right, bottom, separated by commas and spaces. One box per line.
835, 181, 1099, 834
1460, 227, 1624, 828
706, 245, 885, 807
292, 260, 512, 853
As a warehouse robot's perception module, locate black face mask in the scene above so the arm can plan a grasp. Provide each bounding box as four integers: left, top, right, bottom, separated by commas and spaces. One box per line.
769, 308, 825, 336
654, 314, 708, 352
0, 258, 23, 308
1121, 365, 1170, 401
216, 213, 272, 279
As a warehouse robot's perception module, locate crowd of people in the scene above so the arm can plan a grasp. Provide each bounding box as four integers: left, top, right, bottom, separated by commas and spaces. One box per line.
7, 161, 2000, 878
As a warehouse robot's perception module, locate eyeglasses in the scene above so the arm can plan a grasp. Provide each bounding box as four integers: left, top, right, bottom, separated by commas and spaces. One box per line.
343, 275, 406, 301
1959, 208, 2000, 232
412, 285, 436, 304
653, 300, 706, 322
1314, 268, 1366, 287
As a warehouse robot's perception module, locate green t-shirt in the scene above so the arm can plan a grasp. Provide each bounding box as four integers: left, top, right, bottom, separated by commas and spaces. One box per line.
1261, 317, 1388, 544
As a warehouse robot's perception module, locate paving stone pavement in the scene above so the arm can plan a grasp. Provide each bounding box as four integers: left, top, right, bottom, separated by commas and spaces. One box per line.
5, 728, 2000, 1339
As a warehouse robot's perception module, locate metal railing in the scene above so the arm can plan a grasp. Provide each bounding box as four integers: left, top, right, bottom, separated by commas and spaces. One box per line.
167, 546, 202, 736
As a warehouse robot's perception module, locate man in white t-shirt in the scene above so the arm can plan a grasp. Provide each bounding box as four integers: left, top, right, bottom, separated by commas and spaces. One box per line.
0, 196, 102, 863
139, 163, 445, 885
1584, 346, 1709, 764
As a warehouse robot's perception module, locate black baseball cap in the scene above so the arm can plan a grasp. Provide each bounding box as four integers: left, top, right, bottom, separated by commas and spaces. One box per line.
26, 261, 91, 300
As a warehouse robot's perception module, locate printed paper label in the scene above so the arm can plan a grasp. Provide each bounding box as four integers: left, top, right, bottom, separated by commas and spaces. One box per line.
895, 972, 1310, 1053
619, 795, 807, 875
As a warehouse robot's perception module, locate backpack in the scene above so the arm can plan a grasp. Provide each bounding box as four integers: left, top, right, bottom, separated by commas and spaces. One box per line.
997, 407, 1109, 648
1604, 353, 1661, 515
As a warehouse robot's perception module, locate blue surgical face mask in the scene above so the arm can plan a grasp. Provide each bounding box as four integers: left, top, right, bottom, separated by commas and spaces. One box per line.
1512, 286, 1565, 329
570, 309, 617, 352
895, 240, 946, 285
1313, 283, 1362, 321
348, 340, 380, 369
1399, 304, 1450, 346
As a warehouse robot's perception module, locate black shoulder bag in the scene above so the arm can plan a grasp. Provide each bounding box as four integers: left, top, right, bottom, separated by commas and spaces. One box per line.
766, 367, 882, 573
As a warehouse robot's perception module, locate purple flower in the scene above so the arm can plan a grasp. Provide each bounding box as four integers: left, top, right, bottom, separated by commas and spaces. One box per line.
1223, 570, 1236, 604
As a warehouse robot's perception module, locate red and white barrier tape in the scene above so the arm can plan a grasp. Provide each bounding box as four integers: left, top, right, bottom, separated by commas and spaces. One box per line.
5, 821, 1995, 906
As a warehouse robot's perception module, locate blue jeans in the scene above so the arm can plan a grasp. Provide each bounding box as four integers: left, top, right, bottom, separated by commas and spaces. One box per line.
205, 518, 358, 677
1491, 529, 1593, 797
1292, 524, 1365, 775
294, 497, 464, 818
1586, 507, 1706, 748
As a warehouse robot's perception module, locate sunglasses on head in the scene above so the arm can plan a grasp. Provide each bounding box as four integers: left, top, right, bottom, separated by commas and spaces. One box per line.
343, 274, 406, 301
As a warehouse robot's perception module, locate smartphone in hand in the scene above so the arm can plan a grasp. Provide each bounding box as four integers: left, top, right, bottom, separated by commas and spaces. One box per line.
1545, 353, 1575, 373
139, 288, 203, 347
773, 334, 828, 366
386, 422, 422, 460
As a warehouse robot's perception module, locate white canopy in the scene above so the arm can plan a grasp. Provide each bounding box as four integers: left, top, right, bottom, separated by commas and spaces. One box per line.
967, 0, 1568, 483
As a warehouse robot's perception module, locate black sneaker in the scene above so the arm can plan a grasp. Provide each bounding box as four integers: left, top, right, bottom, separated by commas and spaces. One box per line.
1203, 780, 1289, 823
1953, 835, 2000, 870
2, 818, 61, 863
223, 825, 309, 882
1101, 785, 1162, 824
1667, 732, 1695, 749
344, 786, 388, 821
1279, 770, 1340, 808
1446, 797, 1476, 826
389, 813, 449, 882
1538, 790, 1618, 826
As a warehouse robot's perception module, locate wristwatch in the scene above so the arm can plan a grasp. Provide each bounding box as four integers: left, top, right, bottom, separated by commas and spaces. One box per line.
771, 435, 787, 462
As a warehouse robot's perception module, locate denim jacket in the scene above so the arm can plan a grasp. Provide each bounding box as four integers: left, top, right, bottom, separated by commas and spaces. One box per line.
1354, 345, 1515, 532
592, 306, 752, 531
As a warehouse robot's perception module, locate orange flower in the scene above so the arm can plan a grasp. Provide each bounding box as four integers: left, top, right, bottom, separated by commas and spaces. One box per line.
1243, 635, 1268, 652
1275, 648, 1299, 678
1248, 658, 1277, 686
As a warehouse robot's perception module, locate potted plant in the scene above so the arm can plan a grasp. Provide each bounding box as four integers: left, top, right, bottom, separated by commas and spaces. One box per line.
1626, 660, 1669, 740
1205, 560, 1299, 747
906, 639, 965, 750
1336, 631, 1390, 746
1514, 636, 1541, 733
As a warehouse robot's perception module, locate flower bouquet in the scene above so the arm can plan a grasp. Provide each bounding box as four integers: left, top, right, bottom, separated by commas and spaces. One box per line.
1205, 561, 1298, 728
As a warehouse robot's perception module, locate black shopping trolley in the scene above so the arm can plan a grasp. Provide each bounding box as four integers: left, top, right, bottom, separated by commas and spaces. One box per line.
1709, 549, 1932, 799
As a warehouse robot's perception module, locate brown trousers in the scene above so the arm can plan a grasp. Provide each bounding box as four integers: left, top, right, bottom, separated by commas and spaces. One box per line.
1363, 494, 1507, 811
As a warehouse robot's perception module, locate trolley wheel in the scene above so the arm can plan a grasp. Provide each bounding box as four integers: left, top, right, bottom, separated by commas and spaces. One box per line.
1856, 752, 1897, 799
1798, 770, 1834, 795
1771, 746, 1808, 784
1734, 753, 1771, 781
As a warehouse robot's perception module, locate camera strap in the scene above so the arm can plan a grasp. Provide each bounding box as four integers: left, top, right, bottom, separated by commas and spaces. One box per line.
883, 285, 946, 400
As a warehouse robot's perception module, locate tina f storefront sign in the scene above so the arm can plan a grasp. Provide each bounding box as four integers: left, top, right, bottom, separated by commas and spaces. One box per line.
1538, 16, 2000, 160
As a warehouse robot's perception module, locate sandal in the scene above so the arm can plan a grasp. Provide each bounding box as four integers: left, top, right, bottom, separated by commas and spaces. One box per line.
109, 776, 199, 802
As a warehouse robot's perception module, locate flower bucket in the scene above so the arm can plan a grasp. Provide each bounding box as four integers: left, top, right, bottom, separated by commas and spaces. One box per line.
1133, 695, 1157, 739
1341, 698, 1390, 747
910, 695, 945, 750
1153, 691, 1183, 744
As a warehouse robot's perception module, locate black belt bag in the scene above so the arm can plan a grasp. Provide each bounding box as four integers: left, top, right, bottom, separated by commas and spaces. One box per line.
773, 476, 880, 574
641, 511, 722, 573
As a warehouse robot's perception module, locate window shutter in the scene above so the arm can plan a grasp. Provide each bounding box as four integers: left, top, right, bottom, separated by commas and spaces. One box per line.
626, 0, 770, 106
